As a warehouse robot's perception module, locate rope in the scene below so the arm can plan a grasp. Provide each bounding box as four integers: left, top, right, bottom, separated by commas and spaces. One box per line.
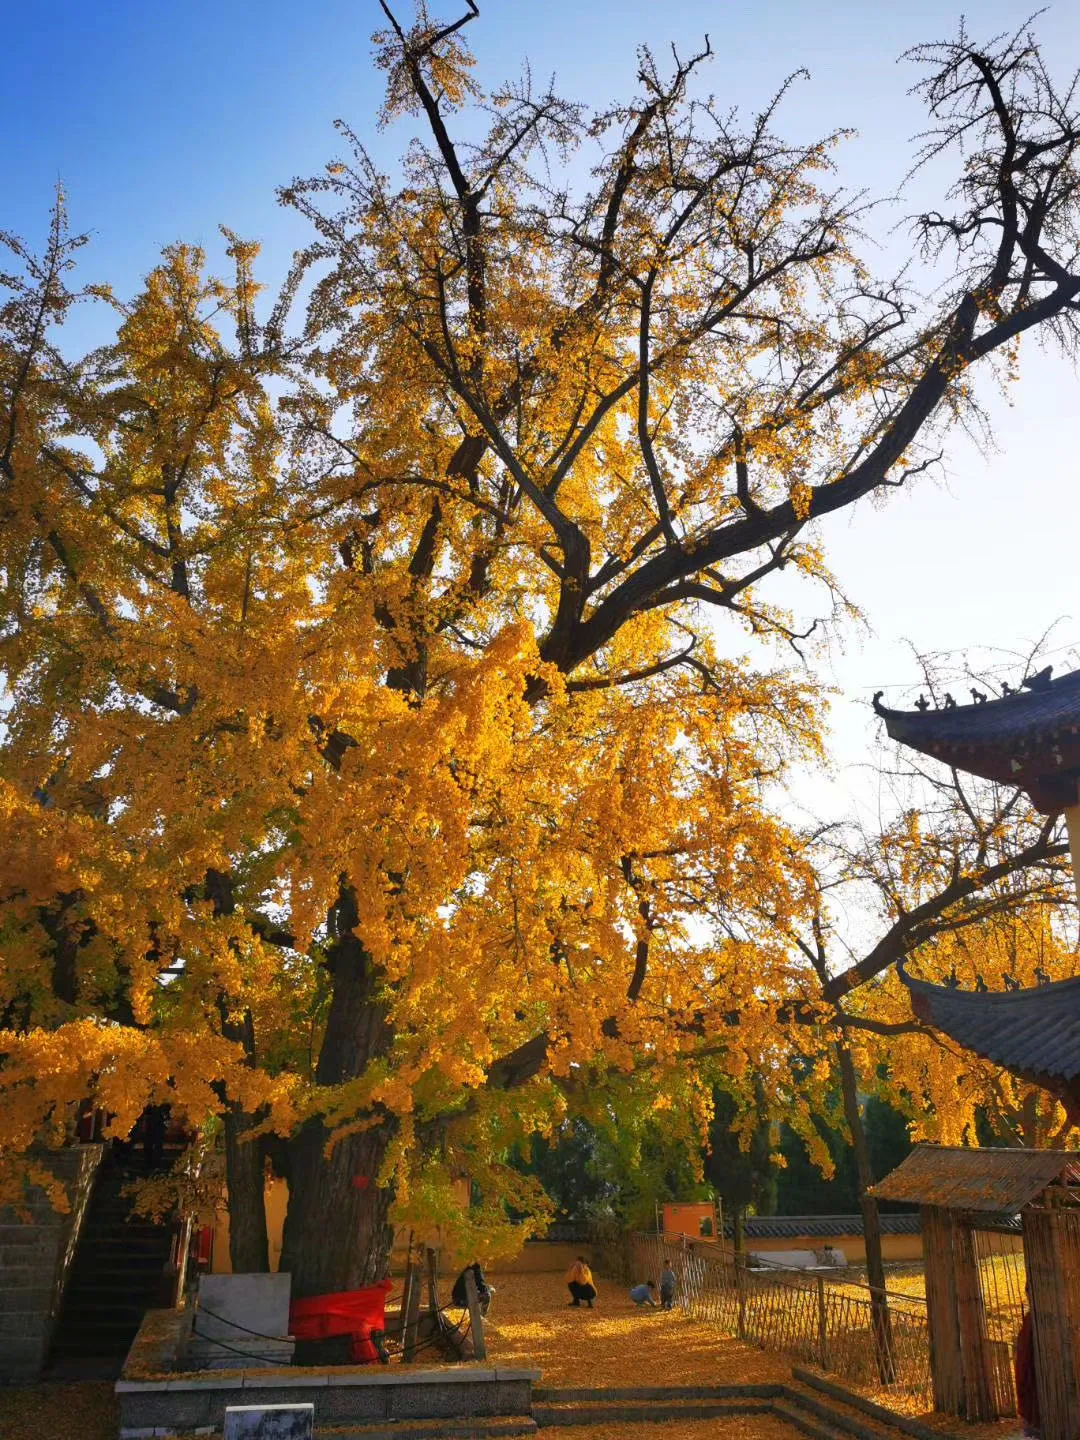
192, 1292, 469, 1365
397, 1302, 472, 1359
196, 1293, 402, 1343
190, 1323, 288, 1366
195, 1302, 291, 1343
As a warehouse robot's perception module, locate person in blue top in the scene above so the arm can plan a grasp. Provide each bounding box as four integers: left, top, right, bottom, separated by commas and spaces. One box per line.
629, 1280, 658, 1306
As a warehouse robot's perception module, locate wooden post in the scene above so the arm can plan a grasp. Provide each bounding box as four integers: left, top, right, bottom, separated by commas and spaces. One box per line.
425, 1246, 440, 1316
816, 1274, 828, 1370
1023, 1206, 1080, 1440
400, 1265, 414, 1349
922, 1205, 964, 1415
403, 1261, 423, 1362
954, 1218, 996, 1420
463, 1266, 487, 1361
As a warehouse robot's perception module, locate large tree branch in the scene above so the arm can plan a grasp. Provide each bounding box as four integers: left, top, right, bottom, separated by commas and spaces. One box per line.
823, 822, 1068, 1003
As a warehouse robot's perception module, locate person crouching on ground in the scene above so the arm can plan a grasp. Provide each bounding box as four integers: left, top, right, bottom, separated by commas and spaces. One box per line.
566, 1255, 597, 1308
630, 1279, 659, 1306
659, 1263, 676, 1310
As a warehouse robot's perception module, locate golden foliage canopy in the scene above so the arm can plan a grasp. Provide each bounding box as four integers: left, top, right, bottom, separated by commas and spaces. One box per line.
3, 8, 1080, 1259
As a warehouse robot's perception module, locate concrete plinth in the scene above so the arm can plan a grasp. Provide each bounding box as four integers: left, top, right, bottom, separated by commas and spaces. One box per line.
188, 1274, 294, 1371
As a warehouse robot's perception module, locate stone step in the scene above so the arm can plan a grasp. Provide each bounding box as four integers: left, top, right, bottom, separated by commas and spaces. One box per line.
51, 1331, 140, 1357
791, 1370, 941, 1440
51, 1319, 144, 1342
533, 1383, 780, 1402
317, 1421, 538, 1440
72, 1226, 171, 1242
60, 1302, 154, 1324
532, 1398, 774, 1426
529, 1382, 916, 1440
64, 1264, 168, 1287
113, 1416, 540, 1440
787, 1388, 907, 1440
773, 1398, 846, 1440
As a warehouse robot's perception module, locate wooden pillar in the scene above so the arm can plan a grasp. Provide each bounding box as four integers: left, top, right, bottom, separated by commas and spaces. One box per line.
425, 1246, 440, 1315
954, 1219, 997, 1420
1023, 1207, 1080, 1440
1063, 804, 1080, 902
922, 1206, 963, 1415
402, 1262, 422, 1362
463, 1266, 487, 1361
815, 1274, 828, 1370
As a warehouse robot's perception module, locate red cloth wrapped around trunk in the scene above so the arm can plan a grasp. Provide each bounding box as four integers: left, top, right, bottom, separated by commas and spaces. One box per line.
289, 1279, 392, 1363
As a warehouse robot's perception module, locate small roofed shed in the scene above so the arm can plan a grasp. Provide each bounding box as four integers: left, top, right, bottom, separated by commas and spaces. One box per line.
872, 1145, 1080, 1437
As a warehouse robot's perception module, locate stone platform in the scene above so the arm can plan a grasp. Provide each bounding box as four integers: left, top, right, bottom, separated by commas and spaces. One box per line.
118, 1310, 540, 1440
117, 1366, 541, 1438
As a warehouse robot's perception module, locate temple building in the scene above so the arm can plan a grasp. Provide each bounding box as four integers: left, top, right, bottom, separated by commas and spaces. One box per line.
871, 665, 1080, 1101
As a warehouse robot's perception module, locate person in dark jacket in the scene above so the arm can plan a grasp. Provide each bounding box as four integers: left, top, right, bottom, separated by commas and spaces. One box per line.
452, 1261, 494, 1315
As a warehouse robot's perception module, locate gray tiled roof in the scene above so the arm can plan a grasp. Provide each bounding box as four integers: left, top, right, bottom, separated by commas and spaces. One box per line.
901, 964, 1080, 1088
872, 666, 1080, 811
722, 1214, 921, 1239
875, 666, 1080, 751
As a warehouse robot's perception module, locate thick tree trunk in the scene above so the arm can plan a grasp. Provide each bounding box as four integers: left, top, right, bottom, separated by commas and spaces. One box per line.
279, 884, 394, 1297
836, 1040, 896, 1384
206, 870, 271, 1273
282, 1124, 394, 1297
224, 1107, 270, 1272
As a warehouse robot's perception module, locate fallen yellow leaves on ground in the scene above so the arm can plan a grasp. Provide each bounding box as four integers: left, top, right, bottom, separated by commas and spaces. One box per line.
478, 1273, 791, 1388
553, 1422, 804, 1439
0, 1379, 116, 1440
0, 1271, 1024, 1440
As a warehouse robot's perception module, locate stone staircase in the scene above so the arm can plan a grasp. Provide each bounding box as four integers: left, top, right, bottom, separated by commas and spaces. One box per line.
530, 1376, 942, 1438
116, 1370, 942, 1439
532, 1382, 778, 1428
48, 1152, 176, 1373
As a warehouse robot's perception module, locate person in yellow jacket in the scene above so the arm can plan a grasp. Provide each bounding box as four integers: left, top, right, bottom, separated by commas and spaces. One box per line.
566, 1256, 597, 1308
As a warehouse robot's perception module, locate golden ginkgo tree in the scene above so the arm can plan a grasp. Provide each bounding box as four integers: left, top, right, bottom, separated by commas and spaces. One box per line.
4, 6, 1080, 1295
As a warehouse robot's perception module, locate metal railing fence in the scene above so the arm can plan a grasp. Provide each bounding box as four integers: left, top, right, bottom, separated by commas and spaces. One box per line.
600, 1231, 934, 1412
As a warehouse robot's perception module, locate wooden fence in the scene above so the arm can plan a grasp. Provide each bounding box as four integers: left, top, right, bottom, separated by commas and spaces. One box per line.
607, 1232, 934, 1412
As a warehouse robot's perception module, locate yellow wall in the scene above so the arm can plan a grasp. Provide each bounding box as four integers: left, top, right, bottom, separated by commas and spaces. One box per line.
487, 1242, 593, 1275
210, 1179, 288, 1274
744, 1232, 923, 1265
663, 1202, 716, 1239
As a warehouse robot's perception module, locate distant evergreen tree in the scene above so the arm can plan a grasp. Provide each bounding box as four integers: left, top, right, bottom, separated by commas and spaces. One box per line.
703, 1087, 778, 1220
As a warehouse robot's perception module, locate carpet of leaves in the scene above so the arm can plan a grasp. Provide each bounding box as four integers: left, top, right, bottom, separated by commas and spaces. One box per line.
0, 1272, 1026, 1440
477, 1272, 792, 1388
0, 1379, 117, 1440
479, 1274, 1022, 1440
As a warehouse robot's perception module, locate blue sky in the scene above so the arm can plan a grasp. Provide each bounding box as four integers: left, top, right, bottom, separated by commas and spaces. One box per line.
8, 0, 1080, 817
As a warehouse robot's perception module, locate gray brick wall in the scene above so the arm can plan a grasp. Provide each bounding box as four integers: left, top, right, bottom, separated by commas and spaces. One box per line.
0, 1144, 103, 1382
